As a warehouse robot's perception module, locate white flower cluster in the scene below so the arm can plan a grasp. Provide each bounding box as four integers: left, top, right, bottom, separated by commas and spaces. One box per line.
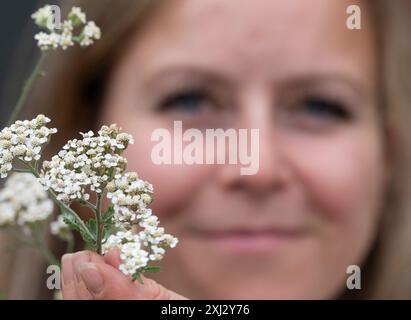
79, 21, 101, 47
50, 215, 70, 239
39, 125, 132, 204
103, 172, 178, 276
106, 172, 154, 228
0, 173, 53, 227
0, 115, 57, 178
0, 112, 177, 277
31, 5, 56, 29
102, 226, 178, 276
103, 231, 149, 275
32, 6, 101, 51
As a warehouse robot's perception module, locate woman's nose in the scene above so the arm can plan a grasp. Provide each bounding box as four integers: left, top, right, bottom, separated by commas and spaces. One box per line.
218, 93, 292, 197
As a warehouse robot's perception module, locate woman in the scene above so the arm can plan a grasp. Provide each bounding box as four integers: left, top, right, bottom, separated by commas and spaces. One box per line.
2, 0, 411, 299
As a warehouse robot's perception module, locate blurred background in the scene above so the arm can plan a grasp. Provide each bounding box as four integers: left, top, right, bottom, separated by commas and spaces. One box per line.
0, 1, 48, 126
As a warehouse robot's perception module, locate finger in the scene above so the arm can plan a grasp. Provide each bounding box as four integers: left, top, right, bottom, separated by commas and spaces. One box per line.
135, 274, 189, 300
61, 254, 77, 300
103, 248, 122, 269
77, 262, 188, 300
72, 251, 105, 300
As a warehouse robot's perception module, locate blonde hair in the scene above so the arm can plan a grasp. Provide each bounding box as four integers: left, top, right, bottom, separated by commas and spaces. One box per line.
362, 0, 411, 299
1, 0, 411, 299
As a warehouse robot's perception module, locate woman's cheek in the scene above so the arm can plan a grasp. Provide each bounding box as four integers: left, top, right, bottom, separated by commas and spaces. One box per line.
291, 131, 384, 244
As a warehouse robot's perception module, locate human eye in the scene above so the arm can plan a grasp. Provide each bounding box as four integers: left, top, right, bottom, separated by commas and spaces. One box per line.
156, 89, 213, 115
281, 91, 355, 133
299, 97, 352, 121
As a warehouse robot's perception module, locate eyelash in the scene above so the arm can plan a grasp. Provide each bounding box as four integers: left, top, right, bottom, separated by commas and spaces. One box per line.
157, 89, 211, 114
297, 97, 352, 121
156, 89, 353, 124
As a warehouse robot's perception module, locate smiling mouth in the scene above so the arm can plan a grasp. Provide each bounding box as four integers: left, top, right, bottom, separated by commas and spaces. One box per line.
190, 227, 309, 255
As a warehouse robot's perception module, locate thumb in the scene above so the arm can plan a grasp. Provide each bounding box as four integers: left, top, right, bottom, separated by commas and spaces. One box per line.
77, 262, 187, 300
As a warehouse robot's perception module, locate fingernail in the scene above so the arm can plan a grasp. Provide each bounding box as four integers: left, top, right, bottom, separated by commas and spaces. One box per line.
78, 263, 104, 295
62, 254, 74, 286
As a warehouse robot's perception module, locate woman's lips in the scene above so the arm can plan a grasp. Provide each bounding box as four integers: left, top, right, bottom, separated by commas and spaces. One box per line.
192, 228, 307, 255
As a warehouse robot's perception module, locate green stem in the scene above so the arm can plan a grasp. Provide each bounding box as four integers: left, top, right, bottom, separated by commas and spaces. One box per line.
7, 53, 48, 126
95, 193, 103, 255
47, 189, 94, 241
20, 160, 94, 241
12, 169, 32, 173
79, 200, 97, 212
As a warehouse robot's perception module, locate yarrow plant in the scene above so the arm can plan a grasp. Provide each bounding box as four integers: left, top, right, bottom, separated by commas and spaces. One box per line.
0, 173, 53, 226
0, 172, 71, 265
0, 5, 178, 283
32, 6, 101, 51
6, 6, 101, 128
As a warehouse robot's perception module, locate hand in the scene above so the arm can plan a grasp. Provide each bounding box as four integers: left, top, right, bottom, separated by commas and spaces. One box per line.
61, 250, 187, 300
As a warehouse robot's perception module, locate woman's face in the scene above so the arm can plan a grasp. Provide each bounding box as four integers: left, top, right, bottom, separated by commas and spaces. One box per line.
100, 0, 386, 298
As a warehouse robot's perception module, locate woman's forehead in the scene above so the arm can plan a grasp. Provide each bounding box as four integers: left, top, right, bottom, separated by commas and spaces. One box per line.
121, 0, 376, 90
141, 0, 372, 47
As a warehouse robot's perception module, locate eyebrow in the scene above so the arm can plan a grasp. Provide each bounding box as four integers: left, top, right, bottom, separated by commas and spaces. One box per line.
141, 64, 373, 101
281, 72, 373, 99
142, 65, 235, 93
